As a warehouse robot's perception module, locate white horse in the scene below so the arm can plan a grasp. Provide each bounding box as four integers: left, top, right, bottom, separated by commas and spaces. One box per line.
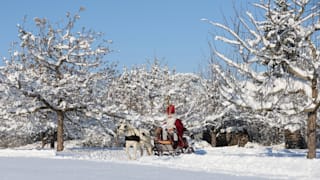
117, 121, 153, 160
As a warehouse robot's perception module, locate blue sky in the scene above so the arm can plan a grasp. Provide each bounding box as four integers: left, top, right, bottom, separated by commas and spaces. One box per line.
0, 0, 254, 73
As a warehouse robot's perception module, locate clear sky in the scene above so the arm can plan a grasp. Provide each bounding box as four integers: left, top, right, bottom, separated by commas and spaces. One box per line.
0, 0, 254, 73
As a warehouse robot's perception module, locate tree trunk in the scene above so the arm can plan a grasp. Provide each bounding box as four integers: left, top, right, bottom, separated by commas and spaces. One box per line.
307, 78, 318, 159
57, 110, 64, 151
210, 131, 217, 147
307, 111, 317, 159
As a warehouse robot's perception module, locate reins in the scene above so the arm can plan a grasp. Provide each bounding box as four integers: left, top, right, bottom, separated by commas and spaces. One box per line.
119, 123, 140, 142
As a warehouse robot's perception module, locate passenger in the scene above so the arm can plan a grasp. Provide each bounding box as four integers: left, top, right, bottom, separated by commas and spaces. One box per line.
162, 104, 178, 146
166, 104, 176, 132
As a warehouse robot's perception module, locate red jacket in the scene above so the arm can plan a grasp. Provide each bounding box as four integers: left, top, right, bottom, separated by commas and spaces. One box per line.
175, 119, 185, 147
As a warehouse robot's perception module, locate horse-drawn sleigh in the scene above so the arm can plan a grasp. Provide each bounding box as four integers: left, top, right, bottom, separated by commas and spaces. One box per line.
153, 119, 194, 156
117, 105, 194, 160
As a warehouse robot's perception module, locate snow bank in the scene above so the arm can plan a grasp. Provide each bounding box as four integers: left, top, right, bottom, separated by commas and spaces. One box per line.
0, 149, 56, 158
0, 141, 319, 179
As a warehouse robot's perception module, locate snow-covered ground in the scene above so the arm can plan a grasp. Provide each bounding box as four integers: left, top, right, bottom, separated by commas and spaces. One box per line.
0, 141, 319, 180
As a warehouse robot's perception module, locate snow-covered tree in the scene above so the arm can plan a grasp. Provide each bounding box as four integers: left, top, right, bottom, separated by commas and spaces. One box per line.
1, 9, 116, 151
204, 0, 320, 158
107, 59, 224, 134
106, 60, 173, 128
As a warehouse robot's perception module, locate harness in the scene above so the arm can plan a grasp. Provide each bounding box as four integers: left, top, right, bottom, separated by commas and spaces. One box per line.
122, 125, 140, 142
125, 135, 140, 142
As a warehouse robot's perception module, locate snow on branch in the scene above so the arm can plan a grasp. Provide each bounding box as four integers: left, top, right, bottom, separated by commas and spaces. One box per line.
284, 60, 314, 81
202, 19, 256, 54
213, 50, 264, 83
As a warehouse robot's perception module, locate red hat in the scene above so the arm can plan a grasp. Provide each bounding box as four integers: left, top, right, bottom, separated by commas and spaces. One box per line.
166, 104, 175, 114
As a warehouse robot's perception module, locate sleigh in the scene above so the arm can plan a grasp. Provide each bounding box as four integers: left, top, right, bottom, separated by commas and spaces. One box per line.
153, 127, 194, 156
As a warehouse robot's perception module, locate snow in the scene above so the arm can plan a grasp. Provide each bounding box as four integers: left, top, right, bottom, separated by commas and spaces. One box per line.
1, 1, 320, 179
0, 141, 319, 180
284, 123, 301, 132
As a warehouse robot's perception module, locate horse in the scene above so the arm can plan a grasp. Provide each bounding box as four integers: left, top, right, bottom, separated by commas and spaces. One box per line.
117, 121, 153, 160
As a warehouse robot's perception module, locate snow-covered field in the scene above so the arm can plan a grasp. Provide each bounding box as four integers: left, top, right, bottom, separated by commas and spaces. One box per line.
0, 141, 319, 180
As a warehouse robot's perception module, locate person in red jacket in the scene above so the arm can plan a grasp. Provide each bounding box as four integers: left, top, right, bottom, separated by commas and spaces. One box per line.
165, 104, 185, 149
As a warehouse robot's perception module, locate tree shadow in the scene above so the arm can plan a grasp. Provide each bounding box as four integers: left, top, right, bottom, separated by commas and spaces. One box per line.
263, 147, 320, 158
194, 149, 207, 155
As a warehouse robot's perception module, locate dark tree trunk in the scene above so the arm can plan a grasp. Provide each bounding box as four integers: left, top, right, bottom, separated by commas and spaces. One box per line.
211, 131, 217, 147
307, 78, 318, 159
307, 111, 317, 159
57, 110, 64, 151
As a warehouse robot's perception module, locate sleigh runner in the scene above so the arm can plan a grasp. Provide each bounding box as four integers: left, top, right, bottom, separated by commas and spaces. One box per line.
153, 134, 194, 156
